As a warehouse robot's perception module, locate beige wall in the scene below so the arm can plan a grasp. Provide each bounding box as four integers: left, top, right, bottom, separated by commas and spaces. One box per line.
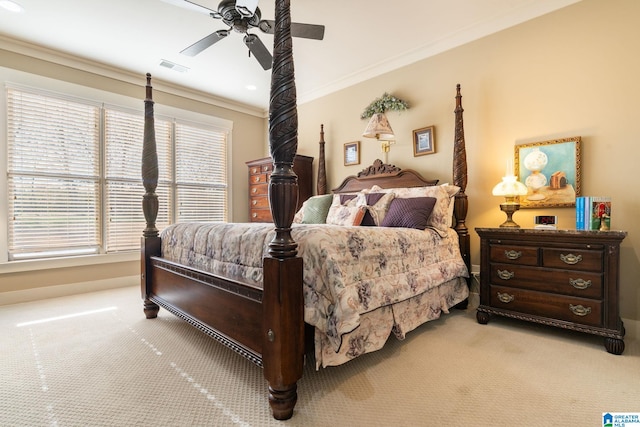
297, 0, 640, 321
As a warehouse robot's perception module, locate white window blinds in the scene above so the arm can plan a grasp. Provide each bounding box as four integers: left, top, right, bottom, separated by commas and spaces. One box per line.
7, 89, 101, 259
6, 86, 229, 261
175, 121, 228, 222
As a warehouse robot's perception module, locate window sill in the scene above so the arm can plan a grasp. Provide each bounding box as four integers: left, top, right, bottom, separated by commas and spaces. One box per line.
0, 251, 138, 274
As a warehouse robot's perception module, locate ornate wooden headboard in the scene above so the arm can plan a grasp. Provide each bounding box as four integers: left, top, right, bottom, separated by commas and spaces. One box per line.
332, 159, 439, 194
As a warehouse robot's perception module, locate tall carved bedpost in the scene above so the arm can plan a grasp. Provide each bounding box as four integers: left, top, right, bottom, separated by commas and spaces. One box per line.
141, 73, 161, 319
452, 84, 471, 282
262, 0, 305, 420
317, 124, 327, 195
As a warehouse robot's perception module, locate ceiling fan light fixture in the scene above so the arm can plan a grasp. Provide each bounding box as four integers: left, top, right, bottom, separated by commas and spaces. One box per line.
235, 0, 258, 18
0, 0, 24, 13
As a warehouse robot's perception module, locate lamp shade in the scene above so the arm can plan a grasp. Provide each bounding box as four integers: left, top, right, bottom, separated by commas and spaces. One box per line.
362, 113, 395, 140
492, 175, 528, 197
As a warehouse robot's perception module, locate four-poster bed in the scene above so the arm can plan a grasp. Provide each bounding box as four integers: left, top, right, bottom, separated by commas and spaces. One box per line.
140, 1, 470, 420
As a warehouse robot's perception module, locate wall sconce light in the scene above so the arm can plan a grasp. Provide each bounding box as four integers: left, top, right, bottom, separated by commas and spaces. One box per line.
492, 162, 528, 228
362, 112, 395, 163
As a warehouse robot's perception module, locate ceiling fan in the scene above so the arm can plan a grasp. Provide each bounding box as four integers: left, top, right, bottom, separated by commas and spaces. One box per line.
180, 0, 325, 70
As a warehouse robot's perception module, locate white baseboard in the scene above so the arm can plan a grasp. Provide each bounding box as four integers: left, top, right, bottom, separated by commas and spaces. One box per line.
0, 276, 138, 306
622, 318, 639, 341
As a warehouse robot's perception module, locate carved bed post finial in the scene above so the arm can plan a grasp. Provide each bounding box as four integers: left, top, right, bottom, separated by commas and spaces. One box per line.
142, 73, 159, 238
263, 0, 304, 421
452, 84, 470, 281
141, 73, 160, 319
317, 124, 327, 195
268, 0, 298, 258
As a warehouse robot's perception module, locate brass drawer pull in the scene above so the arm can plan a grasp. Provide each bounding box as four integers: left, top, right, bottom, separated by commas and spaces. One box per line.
252, 188, 257, 193
560, 253, 582, 265
497, 269, 514, 280
497, 292, 514, 303
569, 304, 591, 316
252, 212, 257, 218
252, 200, 257, 205
504, 250, 522, 260
569, 278, 592, 290
254, 176, 260, 182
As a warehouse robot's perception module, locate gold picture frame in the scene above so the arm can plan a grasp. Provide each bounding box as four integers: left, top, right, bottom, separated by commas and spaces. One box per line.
344, 141, 360, 166
515, 136, 582, 208
413, 126, 435, 156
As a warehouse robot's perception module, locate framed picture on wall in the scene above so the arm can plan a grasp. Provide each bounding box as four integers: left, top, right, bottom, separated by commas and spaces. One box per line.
515, 136, 582, 208
413, 126, 435, 156
344, 141, 360, 166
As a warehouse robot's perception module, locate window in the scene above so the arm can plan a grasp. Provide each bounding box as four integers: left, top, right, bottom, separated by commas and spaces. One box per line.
6, 86, 229, 261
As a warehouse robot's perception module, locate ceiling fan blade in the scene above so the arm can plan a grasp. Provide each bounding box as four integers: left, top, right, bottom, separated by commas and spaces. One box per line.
181, 29, 229, 56
258, 20, 325, 40
243, 34, 272, 70
183, 0, 216, 14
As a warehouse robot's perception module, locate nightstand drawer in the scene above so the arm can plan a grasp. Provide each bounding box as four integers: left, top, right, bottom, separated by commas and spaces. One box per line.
490, 263, 603, 298
250, 173, 269, 184
249, 164, 273, 175
250, 196, 269, 209
490, 285, 602, 327
542, 248, 603, 272
489, 244, 538, 265
250, 209, 272, 222
250, 183, 268, 196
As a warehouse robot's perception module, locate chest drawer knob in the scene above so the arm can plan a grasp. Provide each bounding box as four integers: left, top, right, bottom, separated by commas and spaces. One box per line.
504, 250, 522, 260
570, 278, 592, 290
560, 253, 582, 265
569, 304, 592, 316
497, 292, 514, 303
252, 212, 258, 218
497, 269, 514, 280
252, 188, 257, 193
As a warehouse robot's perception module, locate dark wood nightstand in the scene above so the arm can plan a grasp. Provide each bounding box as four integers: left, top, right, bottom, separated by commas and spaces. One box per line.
475, 227, 627, 354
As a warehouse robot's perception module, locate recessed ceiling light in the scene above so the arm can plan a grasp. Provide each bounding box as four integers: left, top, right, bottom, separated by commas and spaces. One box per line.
246, 85, 257, 91
0, 0, 24, 13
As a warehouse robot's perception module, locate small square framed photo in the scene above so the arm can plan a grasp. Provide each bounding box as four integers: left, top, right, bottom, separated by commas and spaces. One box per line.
344, 141, 360, 166
413, 126, 435, 156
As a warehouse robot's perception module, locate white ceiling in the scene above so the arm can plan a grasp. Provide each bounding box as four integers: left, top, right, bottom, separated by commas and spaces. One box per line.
0, 0, 581, 112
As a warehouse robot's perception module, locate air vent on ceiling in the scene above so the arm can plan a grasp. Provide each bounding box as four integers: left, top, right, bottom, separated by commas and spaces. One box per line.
159, 60, 189, 73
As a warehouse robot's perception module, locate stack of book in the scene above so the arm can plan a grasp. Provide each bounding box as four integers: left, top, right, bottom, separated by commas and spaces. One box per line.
576, 196, 611, 230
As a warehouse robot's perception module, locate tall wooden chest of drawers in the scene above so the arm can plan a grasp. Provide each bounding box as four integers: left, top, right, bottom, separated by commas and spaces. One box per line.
246, 155, 313, 222
475, 228, 627, 354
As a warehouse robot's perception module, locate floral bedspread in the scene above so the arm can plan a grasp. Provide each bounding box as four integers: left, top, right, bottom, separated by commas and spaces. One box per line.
160, 222, 469, 367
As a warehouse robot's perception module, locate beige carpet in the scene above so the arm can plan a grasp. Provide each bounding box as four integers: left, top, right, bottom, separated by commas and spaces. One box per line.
1, 286, 638, 427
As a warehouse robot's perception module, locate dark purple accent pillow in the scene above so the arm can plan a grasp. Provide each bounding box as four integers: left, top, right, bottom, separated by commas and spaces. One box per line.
340, 194, 357, 204
380, 197, 437, 230
361, 193, 386, 226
